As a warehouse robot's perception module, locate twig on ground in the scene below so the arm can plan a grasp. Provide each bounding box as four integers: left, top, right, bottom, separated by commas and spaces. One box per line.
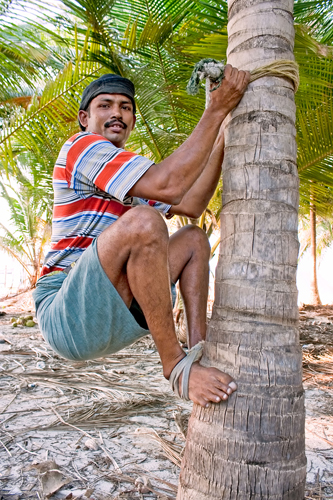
0, 438, 12, 456
0, 394, 17, 414
16, 443, 40, 455
99, 431, 122, 474
12, 359, 26, 371
306, 427, 333, 447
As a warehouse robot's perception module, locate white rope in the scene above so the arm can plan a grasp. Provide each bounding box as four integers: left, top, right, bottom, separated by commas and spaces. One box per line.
169, 341, 204, 400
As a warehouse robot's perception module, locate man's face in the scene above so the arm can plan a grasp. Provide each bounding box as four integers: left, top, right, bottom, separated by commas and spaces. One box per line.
78, 93, 136, 148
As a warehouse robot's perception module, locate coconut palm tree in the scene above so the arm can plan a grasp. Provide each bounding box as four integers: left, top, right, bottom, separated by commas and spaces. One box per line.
0, 3, 325, 213
178, 0, 307, 497
299, 190, 333, 305
295, 6, 333, 303
0, 154, 52, 286
309, 197, 322, 305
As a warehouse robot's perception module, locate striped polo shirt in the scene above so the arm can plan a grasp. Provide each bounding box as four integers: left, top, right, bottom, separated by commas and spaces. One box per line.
41, 132, 170, 276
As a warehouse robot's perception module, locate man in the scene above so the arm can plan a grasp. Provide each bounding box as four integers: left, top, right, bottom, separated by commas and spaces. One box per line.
33, 67, 250, 408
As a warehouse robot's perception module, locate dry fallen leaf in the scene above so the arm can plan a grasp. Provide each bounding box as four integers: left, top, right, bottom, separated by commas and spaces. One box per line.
84, 489, 94, 498
30, 460, 71, 497
135, 475, 152, 493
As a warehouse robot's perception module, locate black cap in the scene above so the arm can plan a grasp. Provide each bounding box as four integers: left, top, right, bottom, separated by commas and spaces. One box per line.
79, 74, 136, 114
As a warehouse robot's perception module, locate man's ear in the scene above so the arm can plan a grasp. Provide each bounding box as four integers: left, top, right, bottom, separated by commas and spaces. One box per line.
131, 114, 136, 131
78, 110, 89, 129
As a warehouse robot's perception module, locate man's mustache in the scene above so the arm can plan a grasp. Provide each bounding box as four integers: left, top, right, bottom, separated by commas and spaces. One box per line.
104, 119, 127, 129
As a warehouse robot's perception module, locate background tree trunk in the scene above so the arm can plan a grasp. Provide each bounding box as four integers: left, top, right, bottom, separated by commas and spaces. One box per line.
177, 0, 307, 498
309, 196, 322, 305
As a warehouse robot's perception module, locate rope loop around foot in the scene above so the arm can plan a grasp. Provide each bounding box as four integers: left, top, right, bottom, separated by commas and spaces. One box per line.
186, 58, 299, 95
169, 341, 204, 400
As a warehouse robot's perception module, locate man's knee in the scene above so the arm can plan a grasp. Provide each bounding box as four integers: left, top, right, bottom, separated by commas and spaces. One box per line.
131, 205, 168, 236
179, 225, 210, 255
112, 205, 168, 248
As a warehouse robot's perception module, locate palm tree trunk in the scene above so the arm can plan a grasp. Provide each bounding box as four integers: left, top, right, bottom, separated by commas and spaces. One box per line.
178, 0, 306, 498
309, 198, 321, 305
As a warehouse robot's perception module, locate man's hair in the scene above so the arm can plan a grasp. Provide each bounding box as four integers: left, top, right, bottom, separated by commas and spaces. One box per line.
78, 74, 136, 131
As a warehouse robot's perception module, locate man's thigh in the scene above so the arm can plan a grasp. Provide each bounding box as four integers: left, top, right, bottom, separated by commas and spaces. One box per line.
96, 205, 169, 306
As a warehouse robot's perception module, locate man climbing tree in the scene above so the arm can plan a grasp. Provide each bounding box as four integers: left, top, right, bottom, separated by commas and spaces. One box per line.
33, 69, 249, 407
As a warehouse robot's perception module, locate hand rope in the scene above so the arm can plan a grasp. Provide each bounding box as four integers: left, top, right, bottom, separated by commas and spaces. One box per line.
169, 341, 204, 400
186, 58, 299, 95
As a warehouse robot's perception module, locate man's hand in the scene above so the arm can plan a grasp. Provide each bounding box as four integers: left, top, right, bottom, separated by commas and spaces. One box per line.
208, 64, 250, 117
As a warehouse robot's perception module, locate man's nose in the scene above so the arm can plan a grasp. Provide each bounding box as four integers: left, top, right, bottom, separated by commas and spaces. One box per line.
110, 105, 122, 118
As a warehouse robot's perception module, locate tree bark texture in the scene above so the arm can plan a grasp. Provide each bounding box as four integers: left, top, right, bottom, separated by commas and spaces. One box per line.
309, 199, 322, 305
178, 0, 306, 498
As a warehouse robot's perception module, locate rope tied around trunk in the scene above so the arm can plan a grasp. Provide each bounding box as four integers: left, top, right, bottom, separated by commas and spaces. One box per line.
186, 58, 299, 95
169, 341, 204, 400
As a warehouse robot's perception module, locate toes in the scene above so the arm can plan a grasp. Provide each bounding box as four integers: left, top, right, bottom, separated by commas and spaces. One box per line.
210, 378, 232, 396
210, 368, 235, 387
228, 381, 238, 392
207, 390, 229, 403
195, 396, 210, 408
188, 364, 238, 407
214, 372, 238, 394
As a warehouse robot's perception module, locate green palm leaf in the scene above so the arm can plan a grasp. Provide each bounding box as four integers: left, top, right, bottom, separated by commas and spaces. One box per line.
0, 50, 103, 170
294, 0, 333, 45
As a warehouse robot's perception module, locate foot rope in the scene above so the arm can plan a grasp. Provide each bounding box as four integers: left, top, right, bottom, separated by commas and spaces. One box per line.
169, 341, 204, 400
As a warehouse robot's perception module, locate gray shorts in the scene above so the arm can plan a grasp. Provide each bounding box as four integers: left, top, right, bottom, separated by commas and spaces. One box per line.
33, 239, 175, 361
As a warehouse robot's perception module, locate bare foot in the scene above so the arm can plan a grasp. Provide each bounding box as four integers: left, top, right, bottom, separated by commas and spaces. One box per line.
187, 362, 237, 408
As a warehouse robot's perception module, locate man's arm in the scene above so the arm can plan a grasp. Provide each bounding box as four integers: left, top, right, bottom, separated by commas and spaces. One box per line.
168, 122, 225, 218
127, 66, 250, 205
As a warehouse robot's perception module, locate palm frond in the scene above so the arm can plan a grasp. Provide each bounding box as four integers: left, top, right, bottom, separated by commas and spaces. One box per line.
294, 0, 333, 45
0, 54, 103, 170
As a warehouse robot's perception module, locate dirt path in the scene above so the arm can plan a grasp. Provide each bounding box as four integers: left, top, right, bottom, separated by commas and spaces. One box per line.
0, 293, 332, 499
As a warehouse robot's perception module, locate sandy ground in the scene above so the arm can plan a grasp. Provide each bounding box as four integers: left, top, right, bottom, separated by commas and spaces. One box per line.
0, 292, 332, 499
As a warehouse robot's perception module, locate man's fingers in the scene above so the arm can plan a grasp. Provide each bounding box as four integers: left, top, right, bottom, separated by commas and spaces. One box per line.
224, 65, 250, 88
223, 64, 233, 78
238, 69, 250, 86
224, 64, 241, 82
233, 70, 250, 94
241, 70, 251, 90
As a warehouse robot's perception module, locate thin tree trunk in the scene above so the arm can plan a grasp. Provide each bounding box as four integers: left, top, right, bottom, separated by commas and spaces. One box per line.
309, 198, 321, 305
178, 0, 306, 498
